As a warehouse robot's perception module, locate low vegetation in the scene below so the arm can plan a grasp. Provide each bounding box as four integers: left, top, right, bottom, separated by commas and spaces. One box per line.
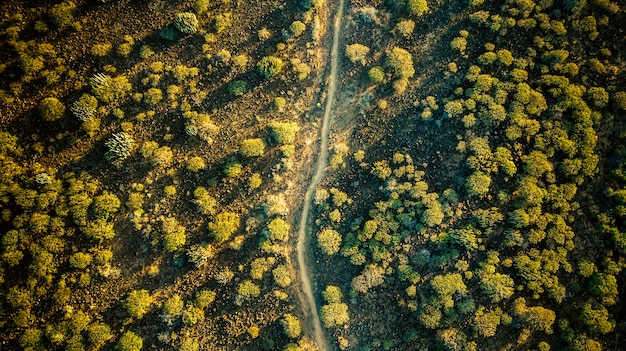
0, 0, 624, 350
0, 0, 330, 349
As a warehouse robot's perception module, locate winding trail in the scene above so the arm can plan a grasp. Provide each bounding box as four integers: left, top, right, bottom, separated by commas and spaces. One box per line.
296, 0, 344, 350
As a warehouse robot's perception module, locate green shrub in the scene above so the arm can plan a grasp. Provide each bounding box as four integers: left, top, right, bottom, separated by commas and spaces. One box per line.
214, 13, 231, 33
240, 138, 266, 157
431, 273, 467, 298
317, 228, 342, 255
184, 111, 219, 143
248, 325, 260, 339
587, 87, 609, 107
83, 219, 115, 241
92, 43, 112, 56
249, 173, 262, 189
214, 49, 231, 64
450, 37, 467, 53
292, 61, 310, 80
322, 285, 343, 304
371, 160, 392, 179
179, 337, 200, 351
139, 45, 154, 59
580, 302, 614, 334
195, 289, 216, 309
613, 91, 626, 110
117, 40, 134, 57
466, 171, 491, 196
588, 58, 606, 74
257, 56, 283, 79
62, 334, 83, 351
273, 265, 291, 287
19, 328, 43, 350
407, 0, 428, 16
172, 64, 199, 82
250, 257, 276, 279
386, 47, 414, 79
69, 252, 92, 269
163, 228, 186, 252
497, 49, 514, 66
0, 130, 19, 154
6, 286, 33, 310
209, 211, 240, 242
237, 280, 260, 297
224, 161, 242, 177
395, 19, 415, 38
195, 0, 210, 14
437, 328, 469, 351
302, 0, 325, 9
274, 97, 287, 110
228, 80, 248, 96
541, 49, 569, 67
39, 97, 65, 121
116, 331, 143, 351
258, 28, 271, 41
290, 21, 306, 37
472, 308, 501, 337
393, 78, 409, 95
283, 343, 301, 351
577, 260, 597, 278
522, 150, 553, 177
281, 314, 302, 338
421, 201, 444, 227
444, 100, 464, 117
93, 191, 121, 219
87, 322, 113, 347
143, 88, 163, 105
368, 66, 385, 83
187, 156, 206, 172
267, 217, 290, 242
140, 141, 158, 159
589, 273, 618, 305
194, 187, 217, 215
320, 303, 349, 328
151, 146, 173, 167
125, 290, 153, 319
3, 249, 24, 266
174, 12, 198, 34
269, 121, 300, 144
182, 304, 204, 326
525, 306, 556, 333
478, 52, 497, 65
512, 298, 556, 333
570, 335, 602, 351
49, 1, 76, 28
345, 44, 370, 65
162, 295, 184, 323
162, 217, 186, 252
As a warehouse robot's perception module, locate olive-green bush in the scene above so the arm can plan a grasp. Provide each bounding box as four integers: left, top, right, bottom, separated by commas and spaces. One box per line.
39, 97, 65, 121
240, 138, 266, 157
209, 211, 240, 242
174, 12, 198, 34
116, 331, 143, 351
125, 290, 153, 319
257, 56, 283, 79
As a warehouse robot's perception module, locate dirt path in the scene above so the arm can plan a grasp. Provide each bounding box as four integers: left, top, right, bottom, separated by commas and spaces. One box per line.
295, 0, 344, 350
